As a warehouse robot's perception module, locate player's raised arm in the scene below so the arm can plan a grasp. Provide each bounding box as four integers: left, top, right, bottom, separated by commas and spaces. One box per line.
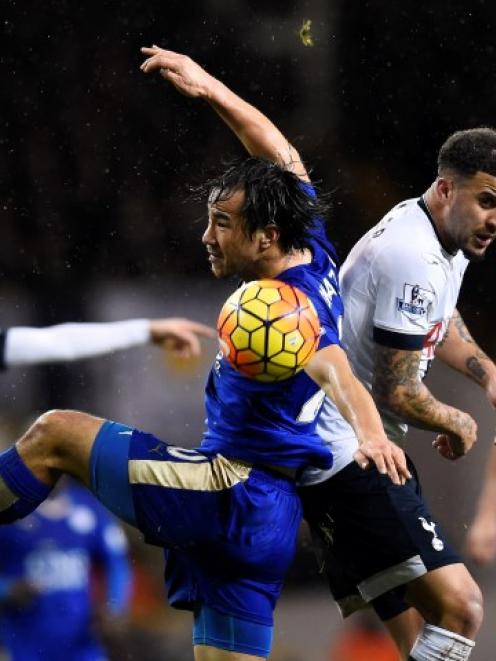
304, 344, 411, 485
140, 46, 309, 181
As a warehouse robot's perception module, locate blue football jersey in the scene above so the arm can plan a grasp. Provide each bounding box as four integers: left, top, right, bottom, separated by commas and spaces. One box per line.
0, 483, 130, 661
201, 189, 343, 471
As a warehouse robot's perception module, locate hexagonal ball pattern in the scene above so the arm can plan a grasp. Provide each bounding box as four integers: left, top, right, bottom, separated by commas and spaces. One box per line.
217, 279, 321, 381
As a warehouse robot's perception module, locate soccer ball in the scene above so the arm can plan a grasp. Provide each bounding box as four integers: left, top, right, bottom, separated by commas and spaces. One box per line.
217, 279, 321, 382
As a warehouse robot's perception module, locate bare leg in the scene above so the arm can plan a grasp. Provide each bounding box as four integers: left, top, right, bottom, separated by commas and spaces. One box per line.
381, 565, 481, 660
404, 564, 482, 639
384, 608, 424, 660
16, 409, 105, 487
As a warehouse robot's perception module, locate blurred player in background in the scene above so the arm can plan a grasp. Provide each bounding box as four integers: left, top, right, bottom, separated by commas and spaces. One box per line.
466, 443, 496, 564
0, 317, 215, 367
300, 128, 496, 661
0, 47, 409, 661
0, 480, 130, 661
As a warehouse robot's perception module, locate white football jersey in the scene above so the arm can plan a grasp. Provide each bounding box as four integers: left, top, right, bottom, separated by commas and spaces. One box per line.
302, 197, 469, 484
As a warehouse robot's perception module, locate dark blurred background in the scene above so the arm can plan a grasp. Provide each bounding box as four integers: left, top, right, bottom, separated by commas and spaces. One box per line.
1, 1, 495, 659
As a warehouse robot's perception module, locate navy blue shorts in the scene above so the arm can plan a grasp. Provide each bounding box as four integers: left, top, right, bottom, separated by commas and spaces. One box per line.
90, 421, 302, 627
299, 457, 461, 621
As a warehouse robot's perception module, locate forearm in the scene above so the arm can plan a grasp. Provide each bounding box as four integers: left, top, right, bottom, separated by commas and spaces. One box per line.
306, 344, 387, 444
376, 378, 470, 436
436, 309, 496, 388
306, 344, 410, 483
372, 343, 469, 436
206, 77, 302, 168
4, 320, 150, 367
140, 47, 308, 177
325, 369, 388, 444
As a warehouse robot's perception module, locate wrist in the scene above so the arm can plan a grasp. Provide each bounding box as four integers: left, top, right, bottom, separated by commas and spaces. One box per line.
204, 75, 226, 103
442, 405, 469, 436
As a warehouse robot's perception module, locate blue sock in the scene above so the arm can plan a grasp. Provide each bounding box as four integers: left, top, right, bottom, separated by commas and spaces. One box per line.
0, 447, 52, 523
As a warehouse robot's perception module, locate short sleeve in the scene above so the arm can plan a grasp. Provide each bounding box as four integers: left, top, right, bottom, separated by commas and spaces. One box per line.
372, 249, 441, 350
309, 272, 343, 351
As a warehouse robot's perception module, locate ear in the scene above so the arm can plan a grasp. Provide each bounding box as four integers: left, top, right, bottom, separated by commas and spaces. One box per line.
435, 176, 455, 201
259, 224, 280, 249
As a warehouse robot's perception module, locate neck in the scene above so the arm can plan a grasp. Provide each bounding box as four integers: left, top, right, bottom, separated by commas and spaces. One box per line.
422, 185, 438, 222
422, 185, 456, 254
250, 248, 312, 280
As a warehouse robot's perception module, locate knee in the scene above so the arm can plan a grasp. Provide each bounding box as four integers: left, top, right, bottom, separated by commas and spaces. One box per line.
18, 409, 103, 485
33, 409, 70, 437
20, 409, 73, 458
440, 581, 483, 637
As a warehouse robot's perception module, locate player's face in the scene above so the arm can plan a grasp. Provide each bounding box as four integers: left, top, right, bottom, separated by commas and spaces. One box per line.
446, 171, 496, 261
202, 189, 262, 279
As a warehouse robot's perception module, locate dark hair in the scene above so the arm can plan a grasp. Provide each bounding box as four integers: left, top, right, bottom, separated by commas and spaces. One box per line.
194, 157, 331, 253
438, 127, 496, 178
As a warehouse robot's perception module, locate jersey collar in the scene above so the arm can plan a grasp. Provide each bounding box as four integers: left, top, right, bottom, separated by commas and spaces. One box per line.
417, 196, 457, 257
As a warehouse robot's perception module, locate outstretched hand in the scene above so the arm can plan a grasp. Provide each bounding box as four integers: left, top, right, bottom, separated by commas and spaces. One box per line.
149, 318, 216, 360
353, 438, 411, 486
140, 46, 213, 98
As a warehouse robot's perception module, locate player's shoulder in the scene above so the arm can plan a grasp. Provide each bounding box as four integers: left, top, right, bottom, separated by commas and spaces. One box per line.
368, 198, 446, 270
286, 252, 339, 304
374, 198, 434, 244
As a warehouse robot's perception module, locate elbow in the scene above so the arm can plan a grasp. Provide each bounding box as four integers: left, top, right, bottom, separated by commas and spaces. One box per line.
372, 384, 412, 417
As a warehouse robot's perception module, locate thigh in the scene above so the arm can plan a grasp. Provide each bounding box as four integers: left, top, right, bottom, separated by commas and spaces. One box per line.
163, 467, 302, 627
92, 425, 247, 544
128, 433, 252, 548
94, 424, 302, 627
300, 458, 461, 617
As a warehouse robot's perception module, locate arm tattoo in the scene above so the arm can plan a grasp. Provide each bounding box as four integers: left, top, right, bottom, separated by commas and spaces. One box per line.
373, 345, 422, 404
466, 356, 487, 384
453, 310, 475, 344
373, 344, 466, 433
453, 310, 491, 384
436, 322, 450, 348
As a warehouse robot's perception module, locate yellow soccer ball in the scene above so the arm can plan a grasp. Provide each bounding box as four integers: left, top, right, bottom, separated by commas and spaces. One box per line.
217, 279, 321, 382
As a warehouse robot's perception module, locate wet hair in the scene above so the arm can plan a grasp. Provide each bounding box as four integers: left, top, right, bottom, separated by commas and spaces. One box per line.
438, 127, 496, 178
194, 157, 331, 253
